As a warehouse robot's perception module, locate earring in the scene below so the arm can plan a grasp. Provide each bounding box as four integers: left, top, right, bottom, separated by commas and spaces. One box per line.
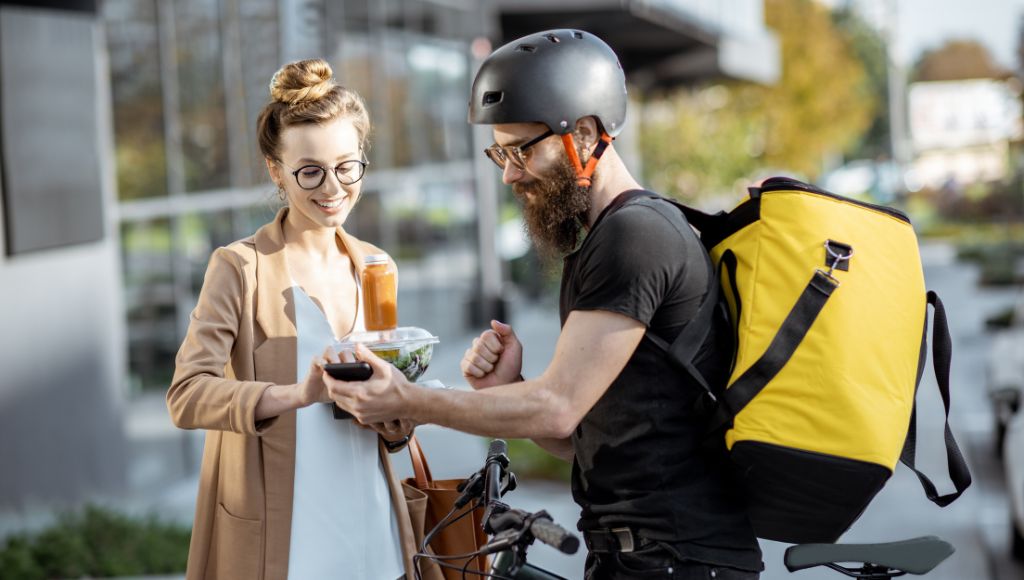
276, 184, 286, 201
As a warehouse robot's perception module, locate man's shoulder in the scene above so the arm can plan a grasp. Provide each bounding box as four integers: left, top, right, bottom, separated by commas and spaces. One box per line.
601, 193, 692, 240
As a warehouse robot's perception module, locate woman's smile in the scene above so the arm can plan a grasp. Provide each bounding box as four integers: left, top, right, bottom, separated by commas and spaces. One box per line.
313, 196, 348, 214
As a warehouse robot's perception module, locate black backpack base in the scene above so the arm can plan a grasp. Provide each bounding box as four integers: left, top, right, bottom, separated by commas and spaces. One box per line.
731, 441, 891, 544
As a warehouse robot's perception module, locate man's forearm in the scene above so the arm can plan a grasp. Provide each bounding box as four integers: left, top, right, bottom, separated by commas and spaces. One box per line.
515, 375, 574, 462
407, 378, 575, 440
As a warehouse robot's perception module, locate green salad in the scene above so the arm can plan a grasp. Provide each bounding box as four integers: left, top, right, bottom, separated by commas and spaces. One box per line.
371, 343, 434, 382
341, 327, 439, 382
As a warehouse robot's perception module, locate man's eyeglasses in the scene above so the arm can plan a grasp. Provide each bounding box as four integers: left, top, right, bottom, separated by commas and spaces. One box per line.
290, 158, 368, 190
484, 129, 554, 170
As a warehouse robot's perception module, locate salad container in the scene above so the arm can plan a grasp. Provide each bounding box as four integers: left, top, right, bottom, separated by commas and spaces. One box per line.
337, 326, 439, 382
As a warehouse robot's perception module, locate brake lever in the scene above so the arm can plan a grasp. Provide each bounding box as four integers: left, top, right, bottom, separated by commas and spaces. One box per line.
479, 529, 527, 555
456, 467, 516, 511
454, 468, 485, 509
503, 472, 518, 495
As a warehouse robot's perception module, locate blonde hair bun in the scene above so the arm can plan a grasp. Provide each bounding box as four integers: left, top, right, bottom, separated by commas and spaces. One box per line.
269, 59, 336, 105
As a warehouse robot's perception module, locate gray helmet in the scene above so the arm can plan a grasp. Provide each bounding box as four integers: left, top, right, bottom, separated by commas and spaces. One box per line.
468, 29, 627, 137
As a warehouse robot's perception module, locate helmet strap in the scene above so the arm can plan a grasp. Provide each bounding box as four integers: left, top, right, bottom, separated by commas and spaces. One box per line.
561, 132, 613, 188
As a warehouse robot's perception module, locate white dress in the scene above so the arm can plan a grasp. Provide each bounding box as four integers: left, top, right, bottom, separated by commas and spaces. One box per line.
286, 275, 404, 579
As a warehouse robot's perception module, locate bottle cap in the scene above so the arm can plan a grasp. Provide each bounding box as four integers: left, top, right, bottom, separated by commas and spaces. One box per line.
364, 253, 389, 265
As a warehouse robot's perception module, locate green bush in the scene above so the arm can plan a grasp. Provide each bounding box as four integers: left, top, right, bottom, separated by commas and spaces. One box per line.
0, 505, 190, 580
507, 439, 572, 483
955, 240, 1024, 287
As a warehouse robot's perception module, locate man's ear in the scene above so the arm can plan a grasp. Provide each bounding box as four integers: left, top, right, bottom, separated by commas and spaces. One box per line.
573, 117, 600, 151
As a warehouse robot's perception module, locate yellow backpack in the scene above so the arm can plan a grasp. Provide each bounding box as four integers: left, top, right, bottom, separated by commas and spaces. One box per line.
644, 177, 972, 544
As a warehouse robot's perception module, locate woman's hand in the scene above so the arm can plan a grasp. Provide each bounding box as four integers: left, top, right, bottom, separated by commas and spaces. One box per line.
362, 418, 416, 443
296, 345, 351, 407
461, 320, 523, 390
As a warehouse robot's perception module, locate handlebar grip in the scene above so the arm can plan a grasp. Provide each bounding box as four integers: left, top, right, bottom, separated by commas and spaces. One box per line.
487, 439, 508, 462
529, 518, 580, 555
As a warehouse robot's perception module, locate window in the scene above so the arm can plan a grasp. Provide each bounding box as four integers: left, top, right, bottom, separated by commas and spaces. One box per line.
104, 0, 168, 200
176, 0, 230, 193
122, 218, 176, 391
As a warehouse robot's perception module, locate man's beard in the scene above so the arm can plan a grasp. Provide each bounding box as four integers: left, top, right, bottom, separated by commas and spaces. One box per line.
513, 158, 592, 259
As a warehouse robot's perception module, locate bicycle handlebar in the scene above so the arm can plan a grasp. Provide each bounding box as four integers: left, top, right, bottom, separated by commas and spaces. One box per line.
487, 508, 579, 555
485, 440, 509, 505
479, 439, 580, 558
527, 517, 580, 555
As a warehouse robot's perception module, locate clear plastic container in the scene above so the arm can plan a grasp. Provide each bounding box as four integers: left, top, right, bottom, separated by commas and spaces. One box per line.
337, 326, 439, 382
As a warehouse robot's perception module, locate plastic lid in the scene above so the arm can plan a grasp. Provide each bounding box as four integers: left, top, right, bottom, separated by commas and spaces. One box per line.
340, 326, 439, 349
364, 253, 389, 265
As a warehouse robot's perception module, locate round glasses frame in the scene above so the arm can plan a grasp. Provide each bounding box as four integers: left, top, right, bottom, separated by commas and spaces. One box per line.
484, 129, 554, 170
290, 158, 369, 190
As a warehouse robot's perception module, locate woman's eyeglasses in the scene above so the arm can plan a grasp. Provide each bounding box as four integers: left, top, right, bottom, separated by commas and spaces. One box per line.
290, 158, 368, 190
483, 129, 554, 170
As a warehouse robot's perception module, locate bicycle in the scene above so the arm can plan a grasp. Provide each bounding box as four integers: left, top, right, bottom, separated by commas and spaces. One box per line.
783, 535, 954, 579
413, 438, 577, 579
416, 440, 956, 580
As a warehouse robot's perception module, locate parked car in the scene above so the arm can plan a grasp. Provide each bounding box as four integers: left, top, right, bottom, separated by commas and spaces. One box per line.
987, 325, 1024, 456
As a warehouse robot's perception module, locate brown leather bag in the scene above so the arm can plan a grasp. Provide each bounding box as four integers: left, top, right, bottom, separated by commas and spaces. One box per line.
403, 436, 490, 579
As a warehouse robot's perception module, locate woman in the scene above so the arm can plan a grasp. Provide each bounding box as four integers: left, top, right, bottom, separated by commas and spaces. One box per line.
167, 59, 417, 580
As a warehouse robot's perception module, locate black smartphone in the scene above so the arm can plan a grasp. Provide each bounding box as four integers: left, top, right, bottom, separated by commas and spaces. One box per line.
323, 362, 373, 420
324, 361, 373, 381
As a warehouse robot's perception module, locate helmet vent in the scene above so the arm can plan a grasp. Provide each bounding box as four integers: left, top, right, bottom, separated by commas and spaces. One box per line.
572, 31, 583, 39
515, 44, 536, 53
482, 91, 503, 106
544, 33, 560, 43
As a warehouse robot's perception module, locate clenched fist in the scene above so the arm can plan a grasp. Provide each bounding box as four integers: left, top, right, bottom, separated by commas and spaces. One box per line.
460, 320, 523, 390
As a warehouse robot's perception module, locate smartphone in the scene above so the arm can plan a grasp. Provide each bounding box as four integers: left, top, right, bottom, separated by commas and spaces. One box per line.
323, 362, 373, 420
324, 361, 373, 381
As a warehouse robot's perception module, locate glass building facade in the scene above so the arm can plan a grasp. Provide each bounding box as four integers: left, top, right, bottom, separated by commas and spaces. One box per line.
103, 0, 492, 392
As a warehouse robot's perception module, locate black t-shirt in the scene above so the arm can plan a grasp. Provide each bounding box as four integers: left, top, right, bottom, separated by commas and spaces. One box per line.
560, 191, 763, 571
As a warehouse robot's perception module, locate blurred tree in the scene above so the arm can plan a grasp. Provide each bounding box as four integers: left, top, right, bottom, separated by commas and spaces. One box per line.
640, 86, 764, 200
914, 39, 1007, 81
833, 6, 890, 160
640, 0, 875, 199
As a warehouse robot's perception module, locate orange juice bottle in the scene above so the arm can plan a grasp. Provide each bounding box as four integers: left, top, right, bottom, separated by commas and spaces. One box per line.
362, 254, 397, 331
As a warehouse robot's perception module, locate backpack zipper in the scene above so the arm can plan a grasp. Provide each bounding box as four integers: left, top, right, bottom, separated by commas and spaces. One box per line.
757, 176, 911, 224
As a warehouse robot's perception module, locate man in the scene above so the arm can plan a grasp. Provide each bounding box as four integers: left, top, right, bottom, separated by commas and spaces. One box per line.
328, 29, 763, 579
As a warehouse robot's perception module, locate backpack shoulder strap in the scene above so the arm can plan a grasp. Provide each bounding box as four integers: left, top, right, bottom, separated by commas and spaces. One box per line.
644, 260, 723, 403
628, 195, 725, 404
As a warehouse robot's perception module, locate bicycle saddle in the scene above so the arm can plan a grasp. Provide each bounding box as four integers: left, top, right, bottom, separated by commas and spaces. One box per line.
784, 536, 954, 575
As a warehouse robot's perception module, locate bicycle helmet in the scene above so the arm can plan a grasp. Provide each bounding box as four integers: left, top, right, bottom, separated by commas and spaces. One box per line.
468, 29, 627, 136
468, 29, 627, 186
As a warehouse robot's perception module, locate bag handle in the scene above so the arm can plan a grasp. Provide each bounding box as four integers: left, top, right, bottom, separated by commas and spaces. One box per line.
408, 435, 433, 488
899, 292, 972, 506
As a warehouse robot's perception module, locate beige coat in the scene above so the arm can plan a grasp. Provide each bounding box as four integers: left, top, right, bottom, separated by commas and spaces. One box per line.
167, 208, 418, 580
